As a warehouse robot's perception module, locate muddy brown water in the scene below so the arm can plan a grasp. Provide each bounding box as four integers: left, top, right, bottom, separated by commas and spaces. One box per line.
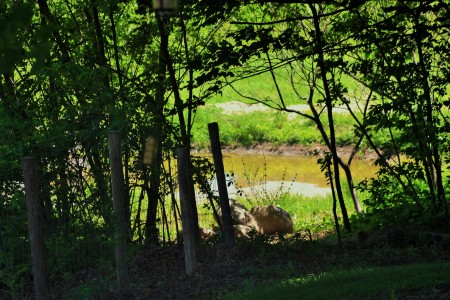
196, 152, 379, 197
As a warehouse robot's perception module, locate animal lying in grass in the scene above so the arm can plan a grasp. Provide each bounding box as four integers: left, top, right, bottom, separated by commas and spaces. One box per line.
210, 199, 293, 239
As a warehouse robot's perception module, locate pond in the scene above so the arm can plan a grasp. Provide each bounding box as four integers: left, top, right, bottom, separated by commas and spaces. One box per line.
196, 152, 379, 198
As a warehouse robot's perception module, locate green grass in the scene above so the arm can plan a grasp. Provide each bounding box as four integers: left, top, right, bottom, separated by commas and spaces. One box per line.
189, 57, 395, 151
197, 187, 365, 234
223, 262, 450, 300
266, 182, 369, 232
210, 68, 307, 106
192, 108, 317, 148
272, 193, 350, 232
192, 106, 362, 149
197, 189, 354, 234
204, 58, 362, 108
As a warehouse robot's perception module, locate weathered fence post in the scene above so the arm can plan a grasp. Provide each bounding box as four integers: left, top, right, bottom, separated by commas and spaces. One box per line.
21, 156, 49, 300
177, 147, 199, 275
208, 122, 235, 248
108, 131, 129, 289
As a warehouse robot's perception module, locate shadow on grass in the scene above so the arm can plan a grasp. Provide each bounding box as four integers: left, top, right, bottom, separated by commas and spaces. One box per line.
223, 261, 450, 300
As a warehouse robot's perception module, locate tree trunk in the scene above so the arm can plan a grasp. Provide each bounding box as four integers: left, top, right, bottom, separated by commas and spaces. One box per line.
22, 157, 49, 300
340, 162, 362, 214
208, 122, 235, 248
156, 15, 188, 146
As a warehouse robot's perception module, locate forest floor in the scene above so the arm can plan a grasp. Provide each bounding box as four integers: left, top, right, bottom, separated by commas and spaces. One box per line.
58, 224, 450, 300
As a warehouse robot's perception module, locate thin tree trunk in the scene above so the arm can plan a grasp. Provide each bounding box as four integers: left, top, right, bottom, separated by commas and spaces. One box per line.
208, 122, 235, 248
132, 186, 145, 243
145, 174, 161, 245
144, 22, 166, 245
166, 156, 183, 245
340, 163, 362, 214
156, 15, 188, 146
327, 158, 342, 248
90, 0, 110, 88
310, 3, 351, 232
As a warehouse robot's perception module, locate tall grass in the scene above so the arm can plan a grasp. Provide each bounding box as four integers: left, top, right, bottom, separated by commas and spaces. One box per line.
196, 191, 364, 235
272, 194, 345, 232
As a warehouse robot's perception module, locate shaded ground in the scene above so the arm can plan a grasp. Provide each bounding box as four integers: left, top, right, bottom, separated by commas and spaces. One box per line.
56, 225, 450, 299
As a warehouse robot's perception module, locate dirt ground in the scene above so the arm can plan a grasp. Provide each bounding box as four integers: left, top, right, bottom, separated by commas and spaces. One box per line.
77, 226, 450, 300
214, 142, 380, 162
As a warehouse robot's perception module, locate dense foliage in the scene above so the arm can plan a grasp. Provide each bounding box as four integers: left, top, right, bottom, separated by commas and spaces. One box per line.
0, 0, 449, 297
197, 0, 450, 226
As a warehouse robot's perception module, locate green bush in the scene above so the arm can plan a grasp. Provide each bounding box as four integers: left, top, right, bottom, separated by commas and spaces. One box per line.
0, 192, 32, 297
356, 161, 448, 229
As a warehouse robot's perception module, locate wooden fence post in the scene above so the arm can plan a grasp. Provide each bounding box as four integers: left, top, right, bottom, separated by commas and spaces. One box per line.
177, 147, 199, 275
208, 122, 235, 248
21, 157, 48, 300
108, 131, 129, 289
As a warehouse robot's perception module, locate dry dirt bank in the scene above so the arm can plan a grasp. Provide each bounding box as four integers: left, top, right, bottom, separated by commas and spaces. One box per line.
194, 142, 379, 162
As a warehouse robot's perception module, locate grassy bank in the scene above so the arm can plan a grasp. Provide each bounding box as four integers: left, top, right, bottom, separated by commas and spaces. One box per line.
191, 104, 386, 150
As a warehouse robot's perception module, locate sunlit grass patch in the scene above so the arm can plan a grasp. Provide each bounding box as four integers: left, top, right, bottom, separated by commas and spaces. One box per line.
192, 107, 322, 148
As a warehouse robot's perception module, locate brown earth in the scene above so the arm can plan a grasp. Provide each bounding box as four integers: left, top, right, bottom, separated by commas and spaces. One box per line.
195, 142, 380, 162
